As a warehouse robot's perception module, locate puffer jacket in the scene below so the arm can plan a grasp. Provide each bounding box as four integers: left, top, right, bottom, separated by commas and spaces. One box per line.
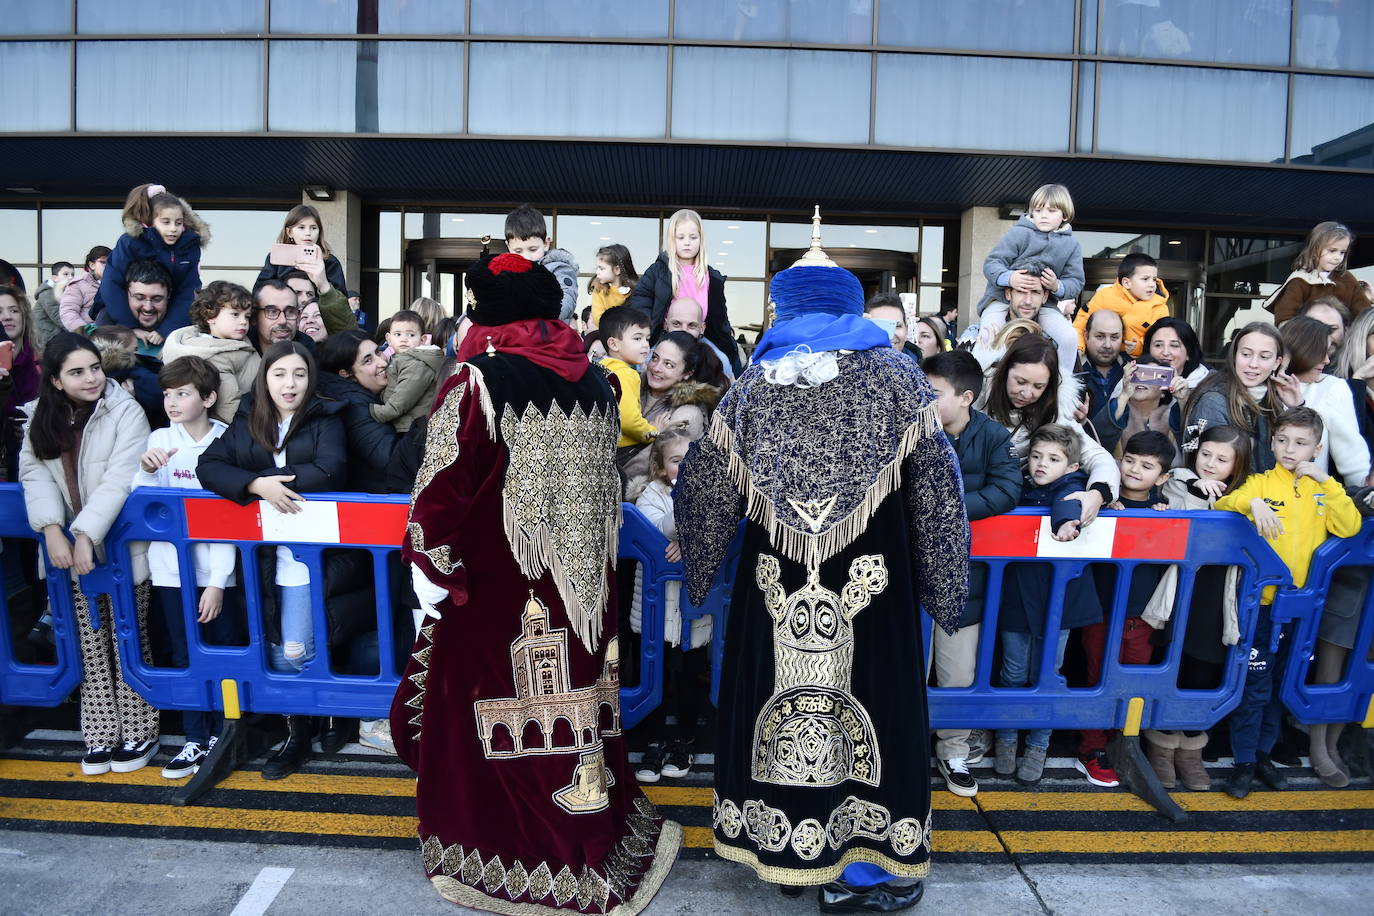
631, 480, 710, 650
631, 253, 743, 374
370, 345, 442, 433
33, 283, 63, 349
540, 247, 580, 323
161, 326, 262, 424
59, 273, 100, 331
1264, 268, 1372, 323
315, 372, 399, 493
18, 380, 151, 580
623, 379, 722, 501
977, 215, 1085, 313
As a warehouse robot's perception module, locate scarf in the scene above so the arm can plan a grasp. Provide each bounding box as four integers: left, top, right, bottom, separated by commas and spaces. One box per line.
456, 318, 589, 383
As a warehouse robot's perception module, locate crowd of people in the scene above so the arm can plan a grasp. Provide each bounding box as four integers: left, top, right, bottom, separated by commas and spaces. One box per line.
0, 182, 1372, 909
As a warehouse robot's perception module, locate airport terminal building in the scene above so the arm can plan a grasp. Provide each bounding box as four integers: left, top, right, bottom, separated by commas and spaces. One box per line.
2, 0, 1372, 354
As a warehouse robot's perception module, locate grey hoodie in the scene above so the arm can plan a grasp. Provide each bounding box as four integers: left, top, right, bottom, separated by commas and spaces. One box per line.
977, 214, 1085, 314
540, 247, 580, 323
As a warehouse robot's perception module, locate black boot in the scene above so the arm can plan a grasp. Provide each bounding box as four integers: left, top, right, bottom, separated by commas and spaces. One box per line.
819, 880, 924, 914
1226, 763, 1255, 799
779, 884, 806, 898
262, 716, 312, 780
1256, 753, 1288, 790
317, 717, 347, 754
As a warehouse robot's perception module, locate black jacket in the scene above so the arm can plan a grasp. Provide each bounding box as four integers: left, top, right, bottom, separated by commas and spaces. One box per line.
945, 409, 1022, 628
1001, 470, 1103, 633
386, 418, 427, 495
630, 252, 742, 374
256, 253, 348, 298
315, 373, 400, 493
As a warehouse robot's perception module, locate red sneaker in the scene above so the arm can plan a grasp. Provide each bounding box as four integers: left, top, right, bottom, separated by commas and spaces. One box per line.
1075, 750, 1120, 787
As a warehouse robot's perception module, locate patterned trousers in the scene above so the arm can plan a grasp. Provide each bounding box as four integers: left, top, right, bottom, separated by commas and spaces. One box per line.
72, 583, 158, 750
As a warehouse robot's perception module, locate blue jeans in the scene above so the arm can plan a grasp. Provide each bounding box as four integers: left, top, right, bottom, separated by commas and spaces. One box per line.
1229, 604, 1290, 764
152, 585, 246, 743
269, 584, 315, 673
996, 629, 1070, 750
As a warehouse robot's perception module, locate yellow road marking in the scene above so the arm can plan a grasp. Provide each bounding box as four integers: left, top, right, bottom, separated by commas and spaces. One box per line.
0, 759, 418, 797
975, 789, 1374, 812
1002, 830, 1374, 854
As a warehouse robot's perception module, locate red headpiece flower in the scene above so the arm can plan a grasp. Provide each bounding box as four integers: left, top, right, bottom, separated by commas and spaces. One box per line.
488, 253, 533, 275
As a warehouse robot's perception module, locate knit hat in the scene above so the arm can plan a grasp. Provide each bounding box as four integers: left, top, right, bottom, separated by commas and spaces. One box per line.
465, 253, 562, 326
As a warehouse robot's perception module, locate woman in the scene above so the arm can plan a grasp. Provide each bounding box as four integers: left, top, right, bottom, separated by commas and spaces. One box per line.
1182, 322, 1301, 473
1143, 317, 1208, 403
912, 315, 945, 362
1332, 306, 1374, 454
977, 333, 1120, 524
315, 330, 398, 493
622, 331, 722, 500
1280, 316, 1370, 485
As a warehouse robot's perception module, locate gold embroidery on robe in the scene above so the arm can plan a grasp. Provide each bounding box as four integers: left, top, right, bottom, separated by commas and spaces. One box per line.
713, 792, 931, 867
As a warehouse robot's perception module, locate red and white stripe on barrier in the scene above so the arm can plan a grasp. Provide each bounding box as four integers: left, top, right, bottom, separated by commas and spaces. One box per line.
183, 498, 409, 548
970, 515, 1190, 561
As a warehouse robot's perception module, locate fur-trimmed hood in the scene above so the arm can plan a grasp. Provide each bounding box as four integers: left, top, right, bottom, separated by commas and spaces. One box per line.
97, 344, 136, 374
123, 194, 211, 247
668, 378, 723, 410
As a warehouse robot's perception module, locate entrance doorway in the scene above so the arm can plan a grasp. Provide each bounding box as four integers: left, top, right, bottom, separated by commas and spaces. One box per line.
404, 236, 508, 314
768, 247, 918, 301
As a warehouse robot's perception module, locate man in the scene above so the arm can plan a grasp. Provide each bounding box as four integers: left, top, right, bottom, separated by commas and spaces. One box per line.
662, 297, 735, 379
392, 252, 679, 911
676, 224, 969, 912
347, 288, 364, 327
249, 279, 307, 353
939, 301, 959, 347
864, 291, 916, 359
1080, 309, 1127, 420
123, 260, 172, 358
282, 270, 357, 335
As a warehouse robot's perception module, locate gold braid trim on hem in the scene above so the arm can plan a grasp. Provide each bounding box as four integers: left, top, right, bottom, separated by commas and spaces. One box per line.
712, 837, 930, 886
429, 820, 683, 916
707, 403, 942, 568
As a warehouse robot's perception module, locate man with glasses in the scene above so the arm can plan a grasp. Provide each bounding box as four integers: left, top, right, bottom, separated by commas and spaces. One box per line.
249, 279, 309, 354
93, 260, 172, 358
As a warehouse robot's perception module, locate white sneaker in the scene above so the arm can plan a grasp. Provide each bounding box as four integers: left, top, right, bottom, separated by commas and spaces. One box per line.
358, 719, 395, 754
161, 742, 207, 779
937, 757, 979, 797
110, 738, 159, 773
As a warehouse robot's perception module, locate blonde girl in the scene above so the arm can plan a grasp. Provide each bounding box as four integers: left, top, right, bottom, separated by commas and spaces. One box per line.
588, 243, 639, 328
629, 209, 742, 374
408, 296, 447, 340
256, 204, 349, 301
96, 183, 209, 338
1265, 221, 1372, 322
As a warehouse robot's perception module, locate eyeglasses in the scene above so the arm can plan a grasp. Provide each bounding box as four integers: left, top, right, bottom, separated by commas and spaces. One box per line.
130, 293, 167, 305
257, 306, 301, 321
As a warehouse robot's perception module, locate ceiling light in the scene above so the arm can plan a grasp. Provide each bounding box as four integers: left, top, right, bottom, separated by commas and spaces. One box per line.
451, 217, 465, 222
1168, 239, 1182, 245
717, 252, 728, 256
864, 229, 878, 234
998, 203, 1026, 220
304, 185, 334, 201
728, 225, 740, 229
5, 187, 38, 193
723, 240, 735, 244
589, 221, 601, 225
599, 236, 610, 241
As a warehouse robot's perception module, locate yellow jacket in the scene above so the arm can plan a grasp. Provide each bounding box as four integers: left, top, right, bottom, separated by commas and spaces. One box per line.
599, 356, 657, 447
590, 285, 630, 328
1215, 464, 1361, 602
1073, 279, 1170, 357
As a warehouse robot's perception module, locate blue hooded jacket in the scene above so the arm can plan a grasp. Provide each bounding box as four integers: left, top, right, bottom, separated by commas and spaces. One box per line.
96, 225, 202, 335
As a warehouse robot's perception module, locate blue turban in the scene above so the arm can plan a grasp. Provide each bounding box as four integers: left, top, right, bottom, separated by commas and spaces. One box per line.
751, 264, 892, 363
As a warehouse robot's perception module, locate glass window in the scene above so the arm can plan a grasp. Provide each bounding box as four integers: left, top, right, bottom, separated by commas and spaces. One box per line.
703, 219, 766, 279
379, 211, 402, 269
198, 268, 264, 290
41, 209, 123, 268
377, 271, 402, 321
552, 216, 662, 280
726, 279, 767, 333
1096, 63, 1285, 162
269, 41, 356, 131
771, 222, 919, 253
468, 43, 666, 138
1291, 75, 1374, 168
675, 0, 872, 44
0, 42, 70, 131
79, 1, 263, 34
196, 210, 295, 267
1077, 231, 1161, 259
673, 48, 869, 144
0, 2, 71, 33
920, 224, 945, 284
1205, 233, 1301, 354
875, 55, 1071, 152
0, 208, 38, 263
471, 0, 668, 38
1076, 62, 1095, 152
918, 286, 957, 317
1297, 0, 1373, 71
1081, 0, 1098, 54
1100, 0, 1290, 66
379, 0, 466, 33
377, 41, 463, 133
441, 212, 512, 239
78, 41, 261, 131
270, 0, 358, 34
879, 0, 1074, 54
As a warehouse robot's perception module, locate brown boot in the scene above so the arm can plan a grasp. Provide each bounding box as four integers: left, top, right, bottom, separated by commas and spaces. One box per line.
1310, 723, 1350, 787
1144, 729, 1179, 789
1175, 732, 1212, 791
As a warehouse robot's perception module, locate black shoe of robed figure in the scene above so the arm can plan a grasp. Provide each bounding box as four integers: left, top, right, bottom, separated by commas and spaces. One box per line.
779, 884, 806, 897
818, 880, 925, 914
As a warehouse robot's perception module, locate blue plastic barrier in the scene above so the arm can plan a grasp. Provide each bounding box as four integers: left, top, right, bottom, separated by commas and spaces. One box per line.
1273, 518, 1374, 727
0, 483, 84, 707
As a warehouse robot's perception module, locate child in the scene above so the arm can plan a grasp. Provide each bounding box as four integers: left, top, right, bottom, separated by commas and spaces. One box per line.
90, 325, 163, 430
1076, 430, 1174, 788
256, 204, 348, 296
1090, 356, 1178, 458
97, 183, 210, 339
33, 260, 75, 348
407, 296, 447, 343
132, 355, 243, 779
1142, 424, 1253, 792
19, 333, 156, 775
598, 307, 657, 450
630, 209, 742, 375
504, 205, 579, 323
1214, 407, 1361, 798
1073, 253, 1169, 359
631, 429, 710, 783
369, 309, 442, 433
923, 351, 1021, 797
0, 285, 40, 478
161, 281, 262, 424
975, 184, 1085, 376
197, 341, 348, 780
588, 243, 639, 328
1265, 221, 1372, 323
996, 424, 1103, 786
60, 246, 111, 332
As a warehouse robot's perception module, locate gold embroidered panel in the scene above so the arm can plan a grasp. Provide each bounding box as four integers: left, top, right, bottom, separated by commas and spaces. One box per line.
751, 553, 885, 787
713, 791, 931, 864
499, 400, 621, 653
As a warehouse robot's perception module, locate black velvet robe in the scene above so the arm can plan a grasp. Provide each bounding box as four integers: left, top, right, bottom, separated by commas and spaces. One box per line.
675, 347, 970, 885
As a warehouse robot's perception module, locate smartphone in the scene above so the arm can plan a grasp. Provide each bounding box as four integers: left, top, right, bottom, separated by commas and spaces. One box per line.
0, 340, 12, 371
269, 243, 319, 267
1133, 364, 1175, 387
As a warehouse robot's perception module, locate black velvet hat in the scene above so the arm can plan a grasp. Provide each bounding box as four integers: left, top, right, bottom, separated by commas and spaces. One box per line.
465, 253, 562, 326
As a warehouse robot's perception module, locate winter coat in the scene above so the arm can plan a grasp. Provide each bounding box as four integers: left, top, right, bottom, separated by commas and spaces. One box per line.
539, 247, 580, 323
1185, 388, 1276, 474
98, 345, 166, 431
1301, 373, 1371, 485
370, 345, 442, 433
1073, 279, 1171, 358
590, 284, 630, 327
600, 356, 655, 447
18, 380, 150, 580
33, 283, 63, 349
315, 372, 399, 493
632, 480, 711, 650
161, 326, 262, 425
59, 273, 100, 331
1349, 379, 1374, 466
1000, 469, 1103, 633
946, 408, 1022, 628
1264, 269, 1372, 323
977, 215, 1085, 313
1089, 393, 1177, 459
631, 253, 743, 375
385, 417, 427, 495
256, 253, 348, 303
96, 224, 203, 335
623, 379, 722, 501
1079, 357, 1127, 421
2, 336, 38, 423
